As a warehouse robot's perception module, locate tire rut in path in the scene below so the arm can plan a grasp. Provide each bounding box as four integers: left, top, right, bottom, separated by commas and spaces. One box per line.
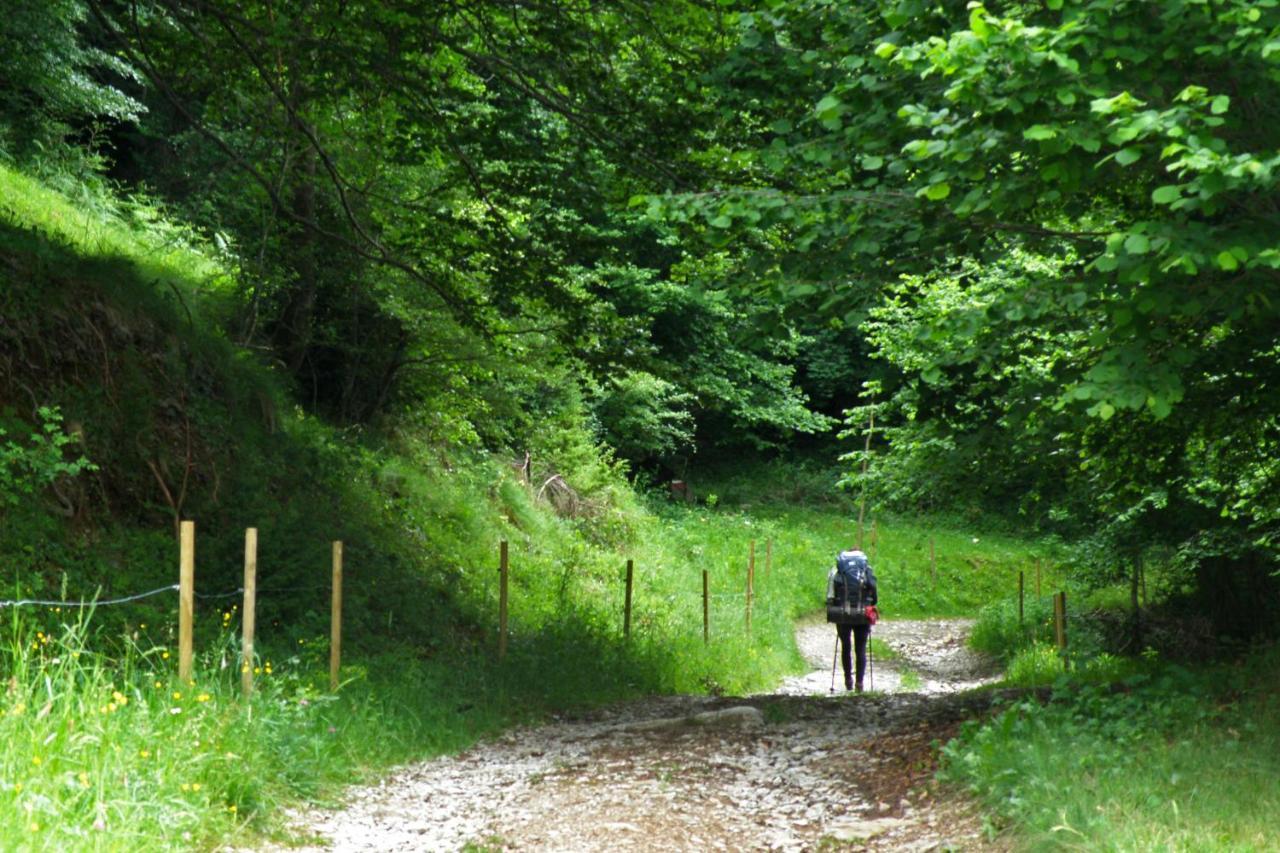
283, 620, 1003, 852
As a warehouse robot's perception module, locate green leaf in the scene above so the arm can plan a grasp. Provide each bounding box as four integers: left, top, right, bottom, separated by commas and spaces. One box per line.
815, 95, 842, 117
1097, 402, 1116, 420
1124, 233, 1150, 254
861, 155, 885, 171
1216, 250, 1239, 271
1023, 125, 1058, 141
709, 215, 733, 229
874, 42, 897, 60
1210, 95, 1230, 115
969, 8, 991, 39
1046, 0, 1063, 8
1115, 147, 1141, 166
1151, 185, 1180, 204
924, 182, 952, 201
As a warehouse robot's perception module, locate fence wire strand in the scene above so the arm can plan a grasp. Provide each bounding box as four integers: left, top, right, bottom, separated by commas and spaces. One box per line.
0, 584, 180, 609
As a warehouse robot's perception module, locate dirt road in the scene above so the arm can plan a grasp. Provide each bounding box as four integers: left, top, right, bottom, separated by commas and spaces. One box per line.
284, 620, 1002, 851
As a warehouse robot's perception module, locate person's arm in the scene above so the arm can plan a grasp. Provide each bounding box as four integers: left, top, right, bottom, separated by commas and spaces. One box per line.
866, 566, 878, 606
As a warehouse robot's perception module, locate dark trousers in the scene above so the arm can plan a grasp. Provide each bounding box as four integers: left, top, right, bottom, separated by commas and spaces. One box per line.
836, 623, 871, 688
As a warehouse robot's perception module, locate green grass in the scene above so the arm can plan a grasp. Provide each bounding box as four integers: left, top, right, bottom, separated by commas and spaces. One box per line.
940, 651, 1280, 850
0, 606, 527, 851
0, 163, 229, 300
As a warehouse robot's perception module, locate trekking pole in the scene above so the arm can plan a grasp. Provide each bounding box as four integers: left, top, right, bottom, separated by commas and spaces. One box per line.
829, 634, 838, 694
869, 630, 875, 692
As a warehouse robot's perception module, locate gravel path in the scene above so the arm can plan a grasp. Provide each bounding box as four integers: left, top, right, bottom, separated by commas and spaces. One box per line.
279, 619, 1003, 852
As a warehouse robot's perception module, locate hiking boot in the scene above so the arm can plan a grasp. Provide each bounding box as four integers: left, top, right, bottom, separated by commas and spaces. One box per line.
844, 676, 853, 691
855, 679, 864, 693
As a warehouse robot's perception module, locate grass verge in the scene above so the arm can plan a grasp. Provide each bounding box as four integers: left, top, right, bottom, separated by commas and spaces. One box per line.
939, 650, 1280, 850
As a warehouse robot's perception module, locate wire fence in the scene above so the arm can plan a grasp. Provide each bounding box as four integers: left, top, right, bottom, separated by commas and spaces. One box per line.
0, 521, 347, 696
0, 583, 334, 609
0, 584, 180, 609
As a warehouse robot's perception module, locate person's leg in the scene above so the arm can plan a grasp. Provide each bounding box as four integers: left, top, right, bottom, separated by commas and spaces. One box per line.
837, 624, 853, 690
854, 624, 870, 691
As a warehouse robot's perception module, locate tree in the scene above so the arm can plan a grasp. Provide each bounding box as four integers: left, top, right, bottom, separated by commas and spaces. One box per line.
653, 0, 1280, 621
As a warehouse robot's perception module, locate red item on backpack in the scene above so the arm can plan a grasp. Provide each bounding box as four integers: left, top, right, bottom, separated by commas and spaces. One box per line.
866, 605, 879, 625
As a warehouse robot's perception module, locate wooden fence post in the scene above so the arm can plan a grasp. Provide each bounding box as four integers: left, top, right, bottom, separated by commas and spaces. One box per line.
1054, 591, 1068, 669
241, 528, 257, 697
1018, 570, 1025, 629
329, 541, 343, 691
929, 537, 937, 587
624, 559, 634, 641
498, 540, 509, 661
702, 569, 709, 645
745, 547, 754, 636
178, 521, 195, 683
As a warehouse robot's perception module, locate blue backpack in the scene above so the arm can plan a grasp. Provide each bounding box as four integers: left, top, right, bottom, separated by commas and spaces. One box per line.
827, 550, 873, 625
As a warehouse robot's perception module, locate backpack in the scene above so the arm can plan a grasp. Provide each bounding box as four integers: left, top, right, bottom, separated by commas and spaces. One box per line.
826, 550, 871, 626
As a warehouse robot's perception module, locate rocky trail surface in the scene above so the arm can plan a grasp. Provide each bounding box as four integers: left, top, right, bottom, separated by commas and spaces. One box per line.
282, 620, 1004, 852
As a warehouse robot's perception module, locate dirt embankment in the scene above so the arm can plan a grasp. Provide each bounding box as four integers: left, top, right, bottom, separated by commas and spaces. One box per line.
281, 620, 1004, 852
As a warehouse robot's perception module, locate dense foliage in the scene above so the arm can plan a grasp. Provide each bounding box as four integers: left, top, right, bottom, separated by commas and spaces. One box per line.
652, 0, 1280, 630
4, 0, 1279, 634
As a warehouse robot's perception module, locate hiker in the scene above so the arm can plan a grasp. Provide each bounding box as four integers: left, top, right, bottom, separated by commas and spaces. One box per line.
826, 548, 878, 692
